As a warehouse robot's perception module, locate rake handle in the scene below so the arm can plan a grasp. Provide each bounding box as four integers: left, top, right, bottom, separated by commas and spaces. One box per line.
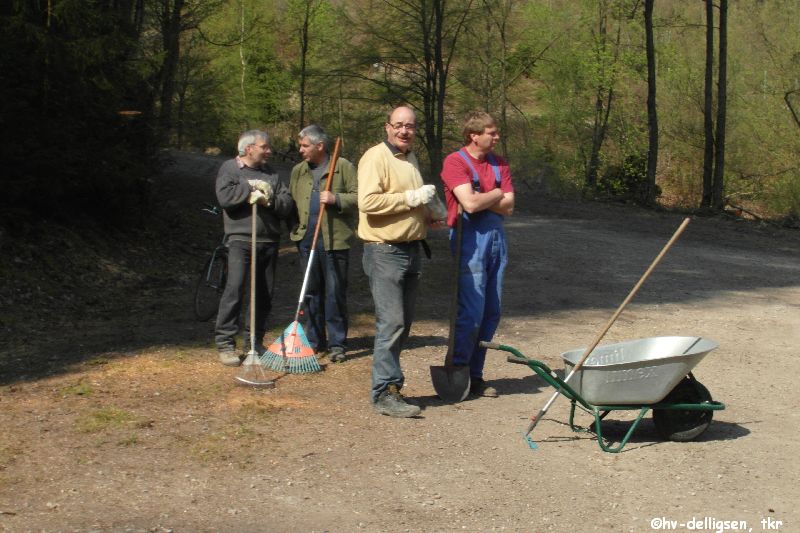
309, 137, 342, 253
250, 202, 257, 354
293, 137, 342, 321
524, 217, 691, 437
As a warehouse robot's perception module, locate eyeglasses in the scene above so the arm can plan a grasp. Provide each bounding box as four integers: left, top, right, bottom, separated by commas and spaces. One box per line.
388, 122, 417, 131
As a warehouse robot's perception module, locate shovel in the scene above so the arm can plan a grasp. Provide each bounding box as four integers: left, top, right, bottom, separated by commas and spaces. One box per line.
430, 205, 471, 402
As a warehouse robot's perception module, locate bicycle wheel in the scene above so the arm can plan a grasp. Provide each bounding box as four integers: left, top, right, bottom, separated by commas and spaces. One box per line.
194, 250, 227, 321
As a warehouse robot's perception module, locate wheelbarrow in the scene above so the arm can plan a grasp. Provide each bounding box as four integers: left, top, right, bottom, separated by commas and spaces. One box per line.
481, 336, 726, 453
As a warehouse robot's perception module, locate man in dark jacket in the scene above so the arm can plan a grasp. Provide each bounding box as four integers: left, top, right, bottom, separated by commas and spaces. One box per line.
288, 125, 358, 362
214, 129, 294, 366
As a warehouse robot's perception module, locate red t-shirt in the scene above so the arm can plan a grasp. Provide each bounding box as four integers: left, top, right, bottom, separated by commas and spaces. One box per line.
440, 149, 514, 227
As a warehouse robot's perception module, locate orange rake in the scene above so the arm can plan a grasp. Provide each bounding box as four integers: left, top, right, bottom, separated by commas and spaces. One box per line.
261, 320, 319, 373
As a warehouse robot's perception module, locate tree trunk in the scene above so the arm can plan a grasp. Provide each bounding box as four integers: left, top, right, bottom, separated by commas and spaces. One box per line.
298, 0, 313, 131
585, 2, 615, 190
712, 0, 728, 211
785, 90, 800, 131
644, 0, 658, 205
238, 2, 247, 113
431, 0, 446, 178
701, 0, 714, 208
158, 0, 185, 141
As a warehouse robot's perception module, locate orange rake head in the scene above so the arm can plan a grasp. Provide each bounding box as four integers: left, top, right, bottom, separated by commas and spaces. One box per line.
261, 321, 321, 373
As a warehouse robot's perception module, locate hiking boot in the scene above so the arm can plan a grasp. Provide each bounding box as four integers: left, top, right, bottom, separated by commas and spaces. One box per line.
218, 349, 242, 367
328, 346, 346, 363
373, 384, 421, 418
469, 378, 498, 398
311, 340, 328, 352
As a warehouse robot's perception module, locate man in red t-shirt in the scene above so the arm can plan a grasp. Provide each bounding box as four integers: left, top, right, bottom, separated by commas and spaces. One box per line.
440, 112, 515, 398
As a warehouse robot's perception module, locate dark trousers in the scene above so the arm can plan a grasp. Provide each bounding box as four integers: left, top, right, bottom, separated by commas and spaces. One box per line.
297, 244, 350, 352
215, 240, 279, 351
362, 242, 421, 402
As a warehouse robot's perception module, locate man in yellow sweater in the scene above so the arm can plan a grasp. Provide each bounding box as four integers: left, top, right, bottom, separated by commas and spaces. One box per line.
358, 105, 437, 418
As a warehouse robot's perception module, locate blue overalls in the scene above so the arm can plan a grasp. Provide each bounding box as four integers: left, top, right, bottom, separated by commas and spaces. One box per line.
452, 150, 509, 379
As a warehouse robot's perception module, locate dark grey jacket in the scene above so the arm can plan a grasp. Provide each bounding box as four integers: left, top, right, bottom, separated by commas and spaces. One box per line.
215, 159, 294, 242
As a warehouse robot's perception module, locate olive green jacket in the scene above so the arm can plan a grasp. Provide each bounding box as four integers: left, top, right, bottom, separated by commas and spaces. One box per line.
289, 157, 358, 250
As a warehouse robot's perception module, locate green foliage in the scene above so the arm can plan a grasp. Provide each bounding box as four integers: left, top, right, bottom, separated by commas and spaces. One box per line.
767, 172, 800, 219
597, 154, 661, 204
2, 0, 800, 223
197, 1, 288, 146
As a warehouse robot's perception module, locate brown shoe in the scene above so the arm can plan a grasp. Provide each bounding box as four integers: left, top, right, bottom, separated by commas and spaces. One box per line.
469, 378, 498, 398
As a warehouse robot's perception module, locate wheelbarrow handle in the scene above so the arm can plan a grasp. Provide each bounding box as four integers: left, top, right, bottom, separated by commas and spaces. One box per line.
481, 341, 529, 365
506, 355, 528, 365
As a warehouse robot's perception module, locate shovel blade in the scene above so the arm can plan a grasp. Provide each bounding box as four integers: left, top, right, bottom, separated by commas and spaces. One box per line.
430, 365, 471, 403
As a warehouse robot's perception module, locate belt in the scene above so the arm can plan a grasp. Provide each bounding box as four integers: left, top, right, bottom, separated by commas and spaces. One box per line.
366, 239, 431, 259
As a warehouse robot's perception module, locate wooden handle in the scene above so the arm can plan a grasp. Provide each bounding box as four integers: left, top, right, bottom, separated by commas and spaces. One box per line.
444, 205, 463, 367
524, 217, 691, 437
567, 217, 691, 375
308, 137, 342, 253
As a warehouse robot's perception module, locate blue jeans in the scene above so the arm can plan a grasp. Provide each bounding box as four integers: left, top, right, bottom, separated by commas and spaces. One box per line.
215, 240, 279, 351
297, 243, 350, 352
451, 211, 508, 379
362, 242, 422, 402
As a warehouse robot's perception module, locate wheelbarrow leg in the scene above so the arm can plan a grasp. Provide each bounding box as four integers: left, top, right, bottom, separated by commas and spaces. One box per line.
569, 402, 610, 434
595, 407, 651, 453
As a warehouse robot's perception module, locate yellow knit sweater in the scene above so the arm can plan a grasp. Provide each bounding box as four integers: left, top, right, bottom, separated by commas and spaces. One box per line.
357, 142, 428, 243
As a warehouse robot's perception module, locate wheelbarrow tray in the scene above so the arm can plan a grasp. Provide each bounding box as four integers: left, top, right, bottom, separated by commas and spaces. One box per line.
561, 336, 718, 405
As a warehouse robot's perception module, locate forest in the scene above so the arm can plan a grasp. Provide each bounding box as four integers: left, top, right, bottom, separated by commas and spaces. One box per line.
2, 0, 799, 226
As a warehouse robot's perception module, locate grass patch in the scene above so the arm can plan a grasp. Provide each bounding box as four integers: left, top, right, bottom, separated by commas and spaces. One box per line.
188, 423, 271, 465
62, 381, 93, 396
75, 407, 137, 433
117, 435, 139, 446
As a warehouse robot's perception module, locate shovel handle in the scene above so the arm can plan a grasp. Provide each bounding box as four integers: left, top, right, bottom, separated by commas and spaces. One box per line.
444, 205, 464, 367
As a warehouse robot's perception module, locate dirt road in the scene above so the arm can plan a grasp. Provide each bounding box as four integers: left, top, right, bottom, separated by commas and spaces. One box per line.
1, 152, 799, 532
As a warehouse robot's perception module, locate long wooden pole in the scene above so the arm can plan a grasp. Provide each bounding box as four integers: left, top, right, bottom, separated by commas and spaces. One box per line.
523, 217, 691, 438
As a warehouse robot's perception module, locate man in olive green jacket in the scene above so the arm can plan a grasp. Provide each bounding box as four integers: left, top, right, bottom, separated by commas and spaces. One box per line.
289, 125, 358, 362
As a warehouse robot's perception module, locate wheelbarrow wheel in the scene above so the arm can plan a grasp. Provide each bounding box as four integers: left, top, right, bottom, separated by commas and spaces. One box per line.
653, 377, 713, 442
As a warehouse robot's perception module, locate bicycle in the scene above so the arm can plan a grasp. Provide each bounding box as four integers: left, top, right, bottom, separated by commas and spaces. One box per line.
194, 204, 228, 322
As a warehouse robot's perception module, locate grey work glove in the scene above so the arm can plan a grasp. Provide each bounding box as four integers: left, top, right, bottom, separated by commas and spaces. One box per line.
404, 184, 436, 207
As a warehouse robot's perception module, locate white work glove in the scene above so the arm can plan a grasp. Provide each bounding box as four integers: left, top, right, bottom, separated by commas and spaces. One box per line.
248, 190, 270, 206
404, 184, 437, 207
248, 179, 272, 195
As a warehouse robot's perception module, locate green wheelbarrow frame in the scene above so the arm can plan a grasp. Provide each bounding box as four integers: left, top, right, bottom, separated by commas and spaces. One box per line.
490, 343, 726, 453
